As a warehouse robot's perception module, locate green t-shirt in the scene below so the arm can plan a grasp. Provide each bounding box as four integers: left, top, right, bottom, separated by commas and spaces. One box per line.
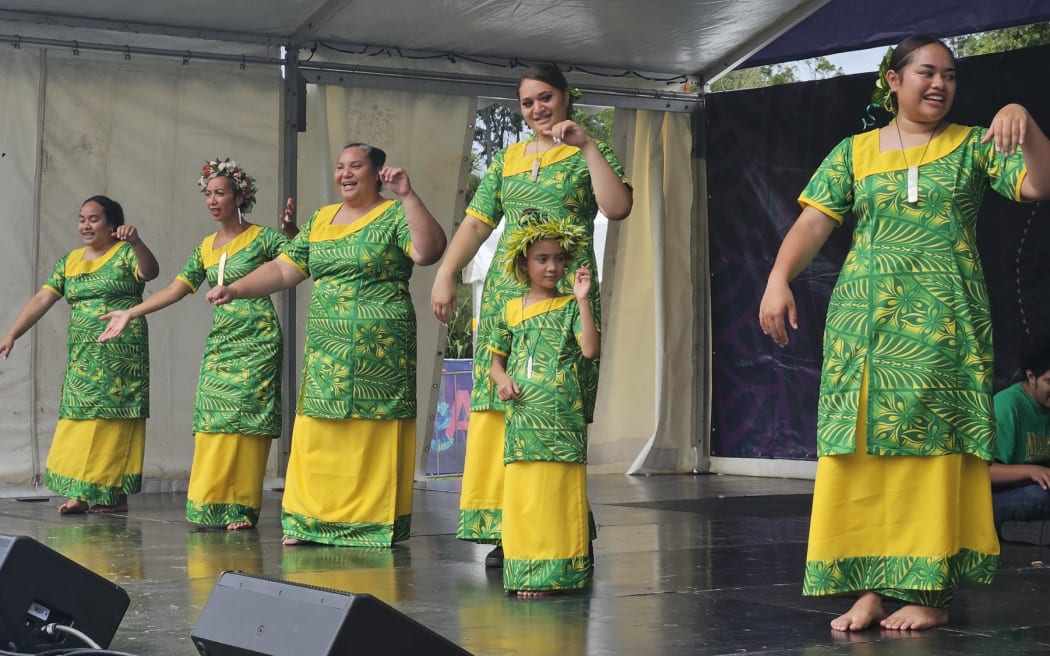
993, 382, 1050, 465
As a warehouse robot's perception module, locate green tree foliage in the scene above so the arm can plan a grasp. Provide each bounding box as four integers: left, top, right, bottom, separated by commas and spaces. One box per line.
709, 64, 798, 92
709, 56, 844, 92
948, 22, 1050, 58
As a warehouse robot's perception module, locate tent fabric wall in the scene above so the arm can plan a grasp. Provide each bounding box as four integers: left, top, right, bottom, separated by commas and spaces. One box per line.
0, 48, 43, 484
0, 46, 283, 492
588, 110, 700, 474
296, 84, 475, 479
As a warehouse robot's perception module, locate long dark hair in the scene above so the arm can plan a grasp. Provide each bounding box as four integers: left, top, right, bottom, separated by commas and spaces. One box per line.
82, 195, 125, 227
517, 63, 574, 116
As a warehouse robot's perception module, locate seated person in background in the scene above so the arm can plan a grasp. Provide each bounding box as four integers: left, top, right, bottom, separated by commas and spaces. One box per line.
991, 335, 1050, 545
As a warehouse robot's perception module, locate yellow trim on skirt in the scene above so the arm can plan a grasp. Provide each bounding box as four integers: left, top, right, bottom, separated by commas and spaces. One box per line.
806, 369, 999, 595
457, 410, 506, 541
186, 432, 272, 522
46, 418, 145, 501
281, 415, 415, 542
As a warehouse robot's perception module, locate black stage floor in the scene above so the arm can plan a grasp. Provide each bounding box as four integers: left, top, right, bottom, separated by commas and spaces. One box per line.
3, 473, 1050, 655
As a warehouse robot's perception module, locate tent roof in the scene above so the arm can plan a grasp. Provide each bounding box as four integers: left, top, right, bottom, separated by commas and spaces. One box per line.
0, 0, 1046, 94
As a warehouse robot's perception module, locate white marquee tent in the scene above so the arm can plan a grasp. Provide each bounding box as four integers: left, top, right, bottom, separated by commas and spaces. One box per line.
0, 0, 1046, 495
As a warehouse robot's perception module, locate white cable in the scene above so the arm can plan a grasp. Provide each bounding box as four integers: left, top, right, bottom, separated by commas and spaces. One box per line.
44, 624, 101, 650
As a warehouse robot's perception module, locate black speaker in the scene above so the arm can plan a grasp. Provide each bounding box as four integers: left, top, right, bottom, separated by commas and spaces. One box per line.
191, 571, 471, 656
0, 534, 130, 652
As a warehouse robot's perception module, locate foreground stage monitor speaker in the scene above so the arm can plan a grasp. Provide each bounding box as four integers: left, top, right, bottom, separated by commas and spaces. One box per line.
192, 571, 472, 656
0, 534, 130, 653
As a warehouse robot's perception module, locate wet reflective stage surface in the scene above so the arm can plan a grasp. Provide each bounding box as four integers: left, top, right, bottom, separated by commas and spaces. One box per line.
3, 473, 1050, 655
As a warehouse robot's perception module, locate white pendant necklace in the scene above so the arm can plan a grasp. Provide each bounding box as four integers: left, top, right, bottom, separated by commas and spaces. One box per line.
528, 139, 552, 182
894, 120, 939, 204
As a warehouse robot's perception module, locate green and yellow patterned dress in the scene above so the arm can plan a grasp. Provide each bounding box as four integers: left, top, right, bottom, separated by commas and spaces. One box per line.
800, 123, 1026, 607
175, 224, 286, 527
278, 201, 417, 547
43, 241, 149, 505
492, 294, 593, 592
457, 138, 628, 544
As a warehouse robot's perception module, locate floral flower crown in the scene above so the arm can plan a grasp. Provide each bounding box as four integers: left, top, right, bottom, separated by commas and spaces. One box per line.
501, 209, 587, 285
862, 46, 896, 129
198, 158, 259, 214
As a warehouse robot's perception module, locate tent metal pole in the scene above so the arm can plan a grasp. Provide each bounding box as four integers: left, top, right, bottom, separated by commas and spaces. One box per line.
276, 49, 304, 480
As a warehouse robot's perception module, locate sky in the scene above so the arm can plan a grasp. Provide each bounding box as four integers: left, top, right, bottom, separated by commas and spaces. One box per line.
820, 46, 886, 77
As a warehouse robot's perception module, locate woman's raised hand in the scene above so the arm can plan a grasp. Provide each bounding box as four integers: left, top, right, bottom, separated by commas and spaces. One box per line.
546, 120, 589, 148
380, 167, 413, 198
983, 103, 1030, 156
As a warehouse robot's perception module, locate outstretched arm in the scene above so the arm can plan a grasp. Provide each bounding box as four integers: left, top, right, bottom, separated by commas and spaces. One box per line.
0, 288, 62, 359
98, 278, 192, 342
206, 257, 305, 305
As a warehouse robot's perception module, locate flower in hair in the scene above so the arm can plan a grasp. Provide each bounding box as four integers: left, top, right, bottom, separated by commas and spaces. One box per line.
871, 46, 896, 114
501, 209, 588, 285
197, 157, 259, 214
568, 87, 582, 103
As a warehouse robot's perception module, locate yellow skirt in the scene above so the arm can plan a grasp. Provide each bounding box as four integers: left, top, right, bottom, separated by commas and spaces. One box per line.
186, 432, 272, 527
456, 410, 505, 543
281, 415, 415, 547
804, 374, 1000, 607
502, 461, 592, 592
45, 418, 145, 506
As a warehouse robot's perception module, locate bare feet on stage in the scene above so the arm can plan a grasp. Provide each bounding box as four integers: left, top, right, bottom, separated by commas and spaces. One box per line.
226, 521, 254, 531
508, 590, 562, 598
282, 537, 316, 546
830, 591, 886, 632
880, 605, 948, 631
58, 499, 89, 514
89, 495, 128, 514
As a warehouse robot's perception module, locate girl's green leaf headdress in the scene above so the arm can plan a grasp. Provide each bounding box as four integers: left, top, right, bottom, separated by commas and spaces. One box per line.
501, 209, 587, 285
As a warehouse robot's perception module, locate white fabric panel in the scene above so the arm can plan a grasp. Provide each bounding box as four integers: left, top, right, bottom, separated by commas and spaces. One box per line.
588, 110, 699, 474
0, 49, 43, 484
299, 84, 475, 479
12, 48, 281, 487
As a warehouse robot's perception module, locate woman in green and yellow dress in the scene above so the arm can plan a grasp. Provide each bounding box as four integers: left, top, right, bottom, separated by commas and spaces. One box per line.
759, 36, 1050, 631
431, 63, 632, 565
207, 143, 446, 547
100, 159, 295, 530
1, 195, 159, 514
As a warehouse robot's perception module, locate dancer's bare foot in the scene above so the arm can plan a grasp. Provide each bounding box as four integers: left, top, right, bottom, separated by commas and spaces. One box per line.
282, 537, 314, 546
880, 605, 948, 631
89, 495, 128, 514
58, 499, 89, 515
509, 590, 562, 598
830, 591, 886, 632
227, 521, 254, 531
